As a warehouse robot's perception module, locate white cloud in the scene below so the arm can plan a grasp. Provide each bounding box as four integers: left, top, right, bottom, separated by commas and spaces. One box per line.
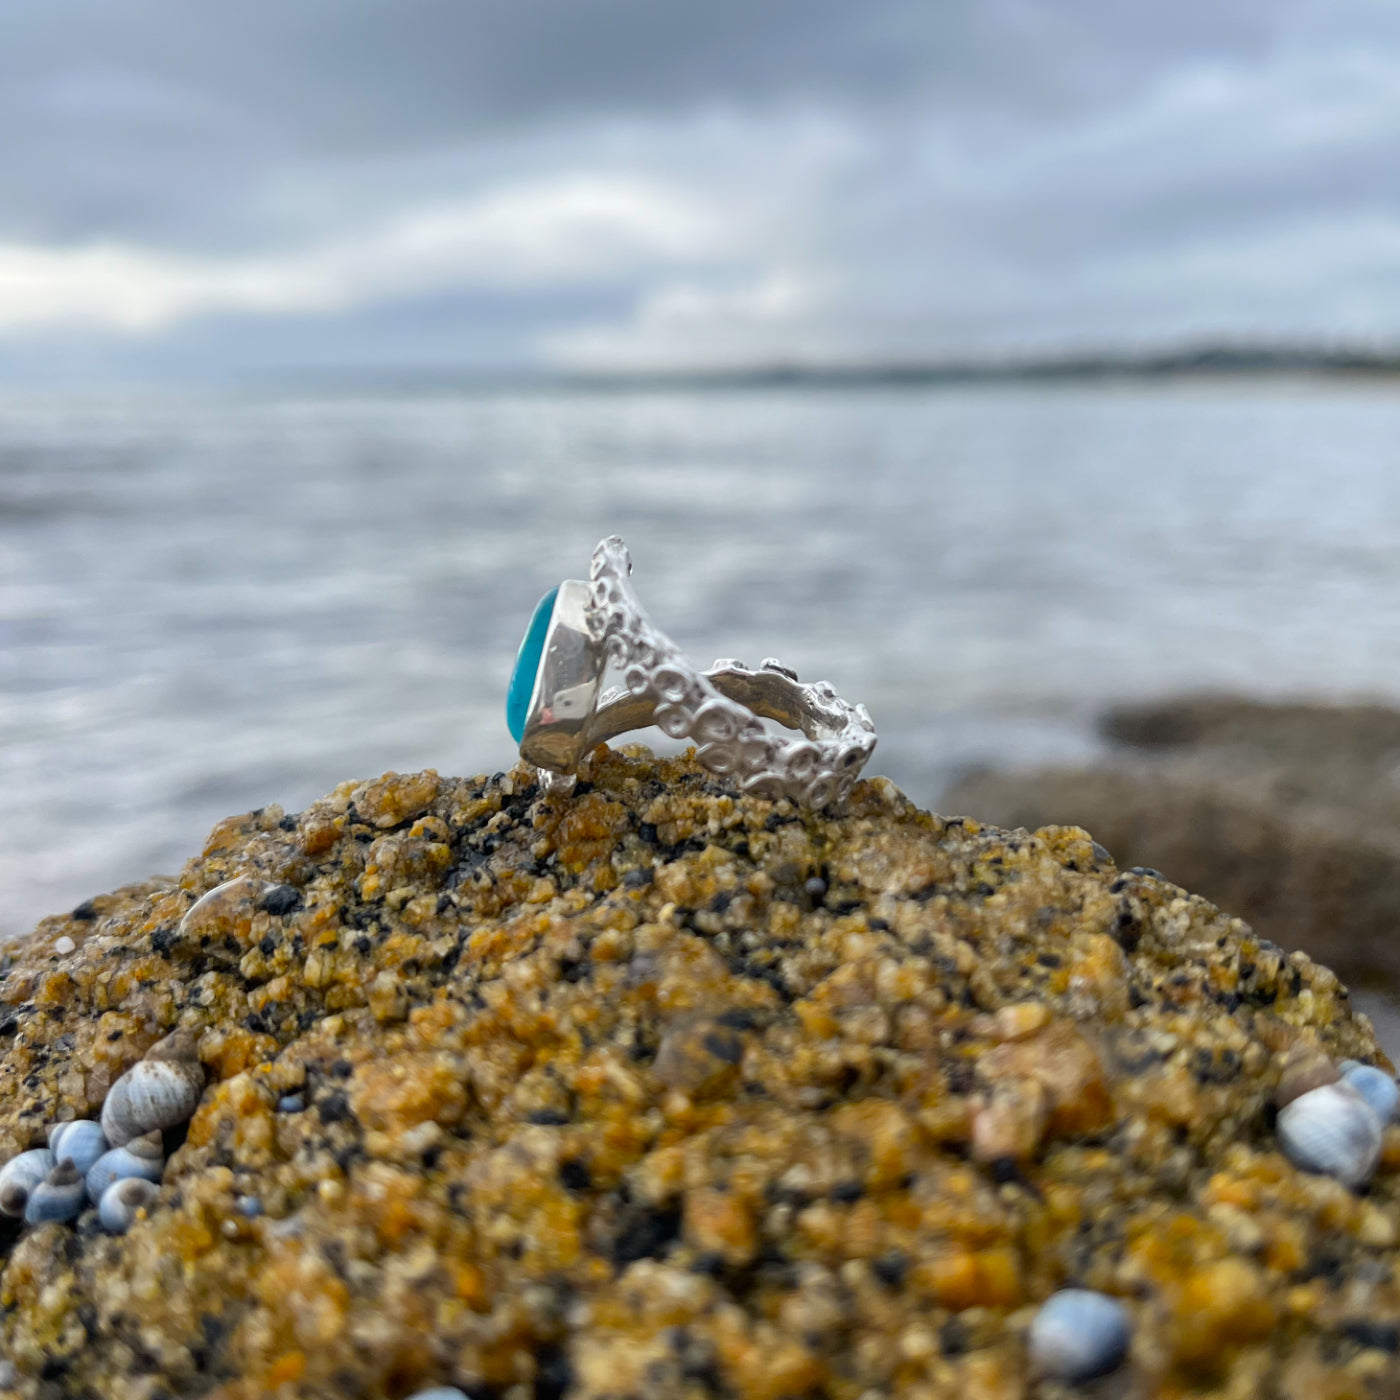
0, 173, 729, 335
545, 270, 833, 370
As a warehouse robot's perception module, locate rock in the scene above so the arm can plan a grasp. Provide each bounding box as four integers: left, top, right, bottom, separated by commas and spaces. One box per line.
943, 695, 1400, 993
0, 748, 1395, 1397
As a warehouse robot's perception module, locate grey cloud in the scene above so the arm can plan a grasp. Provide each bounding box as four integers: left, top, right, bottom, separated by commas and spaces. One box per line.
0, 0, 1329, 246
1, 0, 1398, 371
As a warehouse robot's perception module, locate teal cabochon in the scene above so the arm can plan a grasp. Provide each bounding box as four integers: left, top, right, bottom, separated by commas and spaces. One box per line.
506, 585, 560, 743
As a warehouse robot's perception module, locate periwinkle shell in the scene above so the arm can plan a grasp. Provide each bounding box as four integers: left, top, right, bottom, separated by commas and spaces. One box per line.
1341, 1063, 1400, 1125
98, 1176, 158, 1233
1028, 1289, 1131, 1383
86, 1130, 164, 1203
48, 1120, 108, 1177
0, 1148, 56, 1218
24, 1162, 86, 1225
101, 1035, 205, 1147
1277, 1081, 1382, 1188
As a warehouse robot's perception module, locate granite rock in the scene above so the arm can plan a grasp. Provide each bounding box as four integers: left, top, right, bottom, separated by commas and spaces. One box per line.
0, 746, 1396, 1398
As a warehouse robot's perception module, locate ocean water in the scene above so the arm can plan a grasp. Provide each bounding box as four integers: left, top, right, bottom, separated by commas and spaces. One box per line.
5, 379, 1400, 974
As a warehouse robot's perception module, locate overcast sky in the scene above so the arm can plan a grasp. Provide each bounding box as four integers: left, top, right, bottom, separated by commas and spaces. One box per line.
2, 0, 1398, 378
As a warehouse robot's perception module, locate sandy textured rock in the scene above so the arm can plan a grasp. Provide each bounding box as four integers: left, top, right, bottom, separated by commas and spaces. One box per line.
945, 696, 1400, 992
0, 746, 1396, 1399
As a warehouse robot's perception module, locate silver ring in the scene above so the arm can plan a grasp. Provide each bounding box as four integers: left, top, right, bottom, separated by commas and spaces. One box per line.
507, 536, 877, 807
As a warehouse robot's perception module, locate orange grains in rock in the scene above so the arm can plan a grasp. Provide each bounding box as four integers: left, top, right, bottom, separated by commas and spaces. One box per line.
353, 769, 442, 829
1173, 1257, 1277, 1370
349, 1052, 469, 1134
0, 753, 1393, 1398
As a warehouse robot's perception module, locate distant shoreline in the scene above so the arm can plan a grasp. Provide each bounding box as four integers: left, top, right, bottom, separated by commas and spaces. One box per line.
557, 346, 1400, 392
22, 345, 1400, 397
237, 345, 1400, 397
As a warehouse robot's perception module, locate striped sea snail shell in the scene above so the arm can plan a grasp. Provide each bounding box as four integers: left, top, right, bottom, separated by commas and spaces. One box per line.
86, 1130, 164, 1204
24, 1162, 86, 1225
0, 1148, 56, 1218
100, 1031, 205, 1147
48, 1120, 108, 1177
99, 1176, 159, 1234
1277, 1080, 1382, 1188
1339, 1061, 1400, 1125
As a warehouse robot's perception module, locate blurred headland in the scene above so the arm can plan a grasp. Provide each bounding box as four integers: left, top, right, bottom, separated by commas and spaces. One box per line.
558, 340, 1400, 391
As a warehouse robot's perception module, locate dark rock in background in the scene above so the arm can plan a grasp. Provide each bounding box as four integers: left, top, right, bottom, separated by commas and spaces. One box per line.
945, 696, 1400, 997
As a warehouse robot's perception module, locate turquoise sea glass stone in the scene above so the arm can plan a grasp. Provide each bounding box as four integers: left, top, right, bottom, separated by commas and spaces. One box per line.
506, 585, 559, 742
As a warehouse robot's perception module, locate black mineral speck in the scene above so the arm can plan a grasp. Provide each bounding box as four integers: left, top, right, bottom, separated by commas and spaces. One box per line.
701, 1028, 744, 1064
71, 901, 98, 922
318, 1092, 351, 1124
534, 1342, 573, 1400
559, 1159, 592, 1193
1342, 1320, 1400, 1353
260, 885, 302, 917
872, 1250, 908, 1287
611, 1202, 683, 1266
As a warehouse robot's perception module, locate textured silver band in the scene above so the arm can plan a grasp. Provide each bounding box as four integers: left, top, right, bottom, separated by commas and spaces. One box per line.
519, 536, 876, 807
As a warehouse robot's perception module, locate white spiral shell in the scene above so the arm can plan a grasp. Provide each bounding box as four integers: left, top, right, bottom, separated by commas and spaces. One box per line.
0, 1148, 55, 1218
99, 1176, 159, 1233
24, 1162, 86, 1225
100, 1039, 204, 1147
48, 1120, 109, 1177
86, 1130, 164, 1203
1277, 1081, 1382, 1188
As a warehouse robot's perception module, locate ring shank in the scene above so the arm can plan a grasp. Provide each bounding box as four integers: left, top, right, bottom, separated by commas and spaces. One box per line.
586, 665, 850, 749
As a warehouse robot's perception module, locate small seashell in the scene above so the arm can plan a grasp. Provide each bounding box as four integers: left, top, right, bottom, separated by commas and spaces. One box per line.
24, 1162, 86, 1225
101, 1042, 205, 1147
98, 1176, 158, 1233
1029, 1289, 1131, 1383
1274, 1043, 1340, 1109
178, 877, 278, 949
0, 1148, 56, 1218
86, 1131, 164, 1203
1277, 1081, 1382, 1188
1341, 1063, 1400, 1125
48, 1121, 109, 1177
